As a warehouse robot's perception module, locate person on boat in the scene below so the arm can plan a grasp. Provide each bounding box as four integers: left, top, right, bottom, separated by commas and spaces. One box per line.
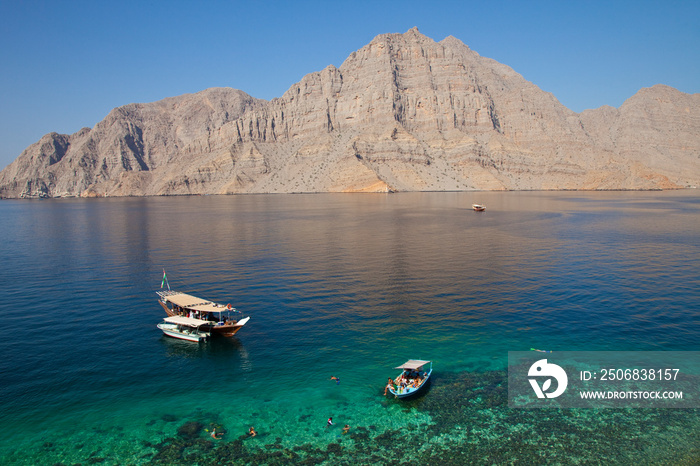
330, 376, 340, 385
211, 428, 223, 440
342, 425, 350, 434
248, 426, 257, 437
384, 378, 394, 396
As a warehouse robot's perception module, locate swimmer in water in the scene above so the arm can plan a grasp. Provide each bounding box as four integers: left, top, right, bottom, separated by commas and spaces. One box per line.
248, 426, 257, 437
330, 376, 340, 385
327, 417, 334, 427
342, 424, 350, 434
210, 428, 223, 440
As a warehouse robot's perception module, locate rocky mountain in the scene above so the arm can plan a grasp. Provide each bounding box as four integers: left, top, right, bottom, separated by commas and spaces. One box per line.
1, 27, 699, 198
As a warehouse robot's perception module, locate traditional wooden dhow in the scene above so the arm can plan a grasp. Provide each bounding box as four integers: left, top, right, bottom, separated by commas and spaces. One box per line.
156, 290, 250, 337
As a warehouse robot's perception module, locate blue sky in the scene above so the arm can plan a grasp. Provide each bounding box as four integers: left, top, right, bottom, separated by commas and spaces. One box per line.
1, 0, 698, 170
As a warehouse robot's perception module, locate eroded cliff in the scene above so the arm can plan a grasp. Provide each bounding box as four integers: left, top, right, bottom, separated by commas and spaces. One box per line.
2, 28, 698, 198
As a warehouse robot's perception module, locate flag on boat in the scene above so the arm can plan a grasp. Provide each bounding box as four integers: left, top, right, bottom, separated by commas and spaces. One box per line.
161, 269, 170, 290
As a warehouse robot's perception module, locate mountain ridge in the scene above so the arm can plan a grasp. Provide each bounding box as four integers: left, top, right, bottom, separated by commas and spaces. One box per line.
1, 28, 698, 198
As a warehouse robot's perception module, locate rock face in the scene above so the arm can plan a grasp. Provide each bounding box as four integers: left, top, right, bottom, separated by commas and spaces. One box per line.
2, 27, 699, 198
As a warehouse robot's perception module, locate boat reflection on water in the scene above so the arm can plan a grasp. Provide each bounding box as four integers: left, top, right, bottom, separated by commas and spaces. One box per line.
160, 330, 250, 363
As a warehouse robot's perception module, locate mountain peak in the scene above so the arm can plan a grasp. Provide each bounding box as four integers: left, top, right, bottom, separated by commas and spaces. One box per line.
404, 26, 422, 36
440, 35, 471, 51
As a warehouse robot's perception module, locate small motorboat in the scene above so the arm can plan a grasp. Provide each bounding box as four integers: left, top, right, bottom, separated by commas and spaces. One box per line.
157, 316, 211, 342
387, 360, 432, 399
472, 204, 486, 212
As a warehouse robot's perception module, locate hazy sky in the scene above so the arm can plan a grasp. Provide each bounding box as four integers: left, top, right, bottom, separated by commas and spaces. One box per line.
1, 0, 698, 169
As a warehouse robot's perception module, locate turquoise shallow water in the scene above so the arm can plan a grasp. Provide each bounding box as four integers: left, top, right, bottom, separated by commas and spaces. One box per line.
0, 191, 698, 464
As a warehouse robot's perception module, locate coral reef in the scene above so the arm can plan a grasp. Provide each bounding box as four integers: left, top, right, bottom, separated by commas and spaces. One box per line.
141, 370, 700, 464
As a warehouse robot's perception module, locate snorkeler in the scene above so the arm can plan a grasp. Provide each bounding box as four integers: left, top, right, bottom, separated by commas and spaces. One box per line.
248, 426, 257, 437
210, 428, 223, 440
327, 417, 334, 427
330, 376, 340, 385
342, 425, 350, 434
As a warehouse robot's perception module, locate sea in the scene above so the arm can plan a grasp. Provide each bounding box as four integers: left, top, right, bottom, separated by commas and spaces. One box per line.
0, 191, 698, 465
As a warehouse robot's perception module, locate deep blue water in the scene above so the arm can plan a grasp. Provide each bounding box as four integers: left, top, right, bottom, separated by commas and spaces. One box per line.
0, 191, 698, 464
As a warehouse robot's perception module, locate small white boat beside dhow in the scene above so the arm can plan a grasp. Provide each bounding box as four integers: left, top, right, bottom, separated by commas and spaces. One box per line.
157, 316, 211, 342
387, 360, 432, 398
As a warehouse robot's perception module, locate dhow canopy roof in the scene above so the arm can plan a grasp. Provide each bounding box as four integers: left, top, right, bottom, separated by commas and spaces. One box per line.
161, 292, 233, 313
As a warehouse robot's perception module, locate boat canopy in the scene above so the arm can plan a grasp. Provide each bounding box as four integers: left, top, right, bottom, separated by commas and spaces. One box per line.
163, 316, 209, 327
395, 360, 431, 370
159, 292, 233, 314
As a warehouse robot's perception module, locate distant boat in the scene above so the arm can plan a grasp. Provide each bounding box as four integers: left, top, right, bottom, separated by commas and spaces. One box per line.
472, 204, 486, 211
157, 316, 211, 342
388, 360, 432, 398
156, 290, 250, 337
